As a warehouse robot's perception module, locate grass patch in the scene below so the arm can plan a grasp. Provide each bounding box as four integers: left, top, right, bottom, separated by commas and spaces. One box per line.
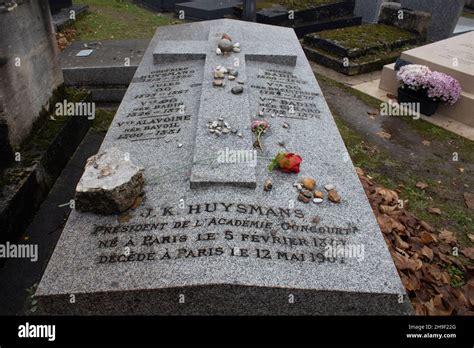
71, 0, 177, 40
257, 0, 340, 10
330, 105, 474, 245
312, 24, 416, 50
92, 109, 117, 134
445, 265, 465, 288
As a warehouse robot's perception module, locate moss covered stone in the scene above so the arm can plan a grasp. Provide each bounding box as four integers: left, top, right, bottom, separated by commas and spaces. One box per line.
307, 24, 417, 51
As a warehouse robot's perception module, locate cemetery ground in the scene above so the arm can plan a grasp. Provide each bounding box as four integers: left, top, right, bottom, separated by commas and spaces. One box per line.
64, 0, 179, 42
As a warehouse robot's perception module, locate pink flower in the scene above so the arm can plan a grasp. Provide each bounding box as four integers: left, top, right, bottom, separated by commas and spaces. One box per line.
251, 120, 269, 130
397, 64, 462, 105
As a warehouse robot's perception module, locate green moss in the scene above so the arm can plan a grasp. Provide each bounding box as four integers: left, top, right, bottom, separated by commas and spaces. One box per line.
71, 0, 178, 40
313, 24, 417, 50
0, 88, 89, 191
445, 265, 465, 288
256, 0, 339, 10
92, 109, 117, 134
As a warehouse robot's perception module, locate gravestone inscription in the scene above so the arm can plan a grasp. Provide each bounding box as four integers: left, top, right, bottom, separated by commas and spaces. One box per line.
36, 19, 412, 315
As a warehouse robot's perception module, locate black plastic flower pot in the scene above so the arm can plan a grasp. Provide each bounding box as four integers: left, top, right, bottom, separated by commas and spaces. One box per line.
397, 87, 439, 117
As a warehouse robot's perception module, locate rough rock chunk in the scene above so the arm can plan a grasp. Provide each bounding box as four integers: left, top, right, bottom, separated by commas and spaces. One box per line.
75, 148, 144, 215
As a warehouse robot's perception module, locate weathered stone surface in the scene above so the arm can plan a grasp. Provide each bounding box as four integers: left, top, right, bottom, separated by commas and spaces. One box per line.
0, 0, 63, 164
400, 0, 465, 41
354, 0, 390, 23
75, 148, 144, 215
36, 19, 411, 315
378, 2, 431, 39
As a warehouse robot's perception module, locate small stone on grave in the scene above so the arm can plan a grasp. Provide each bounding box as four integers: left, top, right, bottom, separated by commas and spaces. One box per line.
75, 148, 144, 215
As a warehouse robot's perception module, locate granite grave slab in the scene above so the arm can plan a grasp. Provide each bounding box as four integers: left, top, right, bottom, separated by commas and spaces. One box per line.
35, 19, 412, 315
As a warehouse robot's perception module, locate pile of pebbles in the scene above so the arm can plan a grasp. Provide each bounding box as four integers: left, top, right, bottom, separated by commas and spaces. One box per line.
208, 118, 242, 138
294, 178, 342, 204
213, 65, 240, 87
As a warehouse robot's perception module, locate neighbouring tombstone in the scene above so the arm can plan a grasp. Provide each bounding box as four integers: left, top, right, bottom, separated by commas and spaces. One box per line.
399, 0, 465, 41
379, 31, 474, 128
133, 0, 188, 12
48, 0, 72, 14
176, 0, 242, 21
36, 19, 412, 315
0, 0, 63, 165
242, 0, 256, 22
378, 2, 431, 40
354, 0, 390, 23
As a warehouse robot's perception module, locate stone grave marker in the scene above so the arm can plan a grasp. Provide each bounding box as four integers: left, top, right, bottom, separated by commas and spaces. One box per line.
36, 19, 412, 315
354, 0, 390, 23
400, 0, 465, 41
0, 0, 63, 164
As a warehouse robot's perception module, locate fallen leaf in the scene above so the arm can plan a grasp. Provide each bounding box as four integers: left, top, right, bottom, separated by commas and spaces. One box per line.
375, 187, 399, 203
394, 233, 410, 250
438, 229, 457, 245
416, 182, 429, 190
427, 207, 442, 216
468, 234, 474, 243
459, 167, 465, 173
379, 204, 397, 214
420, 231, 437, 244
464, 192, 474, 210
420, 221, 435, 232
420, 246, 434, 261
392, 252, 422, 271
461, 247, 474, 260
422, 140, 431, 146
376, 131, 392, 139
377, 215, 405, 233
367, 110, 379, 116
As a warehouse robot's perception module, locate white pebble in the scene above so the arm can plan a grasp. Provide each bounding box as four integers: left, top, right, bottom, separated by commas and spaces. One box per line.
233, 47, 241, 53
216, 48, 222, 55
233, 42, 240, 48
313, 198, 323, 204
325, 184, 336, 191
178, 143, 183, 148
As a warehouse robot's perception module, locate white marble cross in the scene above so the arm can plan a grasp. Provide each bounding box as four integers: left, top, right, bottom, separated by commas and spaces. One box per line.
153, 22, 297, 189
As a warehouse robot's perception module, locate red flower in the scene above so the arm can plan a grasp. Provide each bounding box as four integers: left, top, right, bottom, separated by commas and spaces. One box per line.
268, 152, 302, 173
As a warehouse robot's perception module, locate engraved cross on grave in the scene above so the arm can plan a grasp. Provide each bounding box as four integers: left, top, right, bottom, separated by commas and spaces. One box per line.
153, 22, 297, 189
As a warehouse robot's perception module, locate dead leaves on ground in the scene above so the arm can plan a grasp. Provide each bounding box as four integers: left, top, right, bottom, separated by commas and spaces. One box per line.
56, 28, 76, 51
357, 167, 473, 315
